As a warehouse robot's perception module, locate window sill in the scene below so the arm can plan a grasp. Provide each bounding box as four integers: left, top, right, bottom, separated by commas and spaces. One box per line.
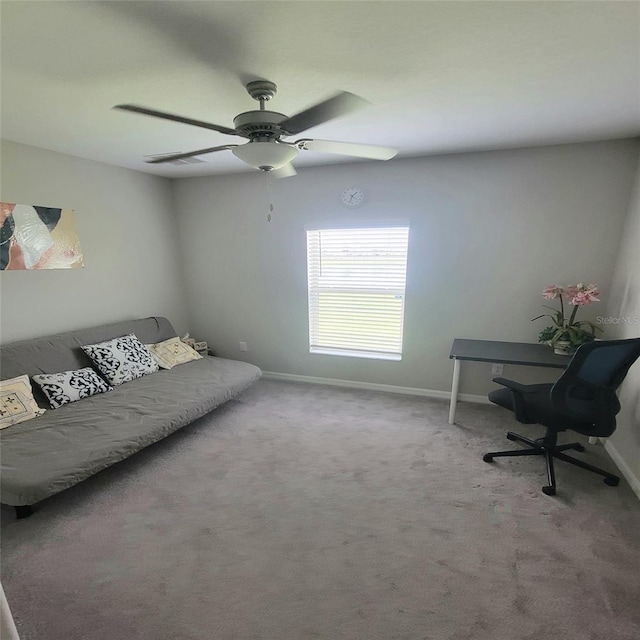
309, 347, 401, 361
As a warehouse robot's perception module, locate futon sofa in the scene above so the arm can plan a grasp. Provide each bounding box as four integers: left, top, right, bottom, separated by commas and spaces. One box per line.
0, 316, 261, 517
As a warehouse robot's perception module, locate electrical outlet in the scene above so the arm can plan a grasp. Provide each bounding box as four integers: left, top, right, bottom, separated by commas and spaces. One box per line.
491, 363, 504, 376
239, 341, 248, 352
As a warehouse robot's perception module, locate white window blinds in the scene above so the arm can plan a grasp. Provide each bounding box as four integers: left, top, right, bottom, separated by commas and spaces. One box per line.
306, 226, 410, 360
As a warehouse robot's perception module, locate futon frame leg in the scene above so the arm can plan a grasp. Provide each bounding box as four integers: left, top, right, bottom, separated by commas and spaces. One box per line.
15, 505, 33, 519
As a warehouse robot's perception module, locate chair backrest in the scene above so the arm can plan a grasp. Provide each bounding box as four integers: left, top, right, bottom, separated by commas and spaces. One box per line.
550, 337, 640, 436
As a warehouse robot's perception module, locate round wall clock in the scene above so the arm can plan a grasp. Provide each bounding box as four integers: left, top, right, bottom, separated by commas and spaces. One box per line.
341, 187, 365, 207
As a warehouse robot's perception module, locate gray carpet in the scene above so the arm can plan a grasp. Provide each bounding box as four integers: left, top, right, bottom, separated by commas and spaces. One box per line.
1, 379, 639, 640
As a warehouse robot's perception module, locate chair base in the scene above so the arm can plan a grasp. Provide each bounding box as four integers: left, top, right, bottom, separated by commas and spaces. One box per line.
483, 431, 620, 496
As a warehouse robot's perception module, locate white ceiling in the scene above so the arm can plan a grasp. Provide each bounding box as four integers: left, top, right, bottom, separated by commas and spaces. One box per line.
1, 1, 639, 178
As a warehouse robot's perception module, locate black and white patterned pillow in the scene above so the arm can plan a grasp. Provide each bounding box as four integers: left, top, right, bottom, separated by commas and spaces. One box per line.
81, 334, 159, 386
32, 367, 113, 409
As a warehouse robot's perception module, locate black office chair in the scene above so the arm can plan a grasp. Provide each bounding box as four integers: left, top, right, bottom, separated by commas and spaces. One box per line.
483, 337, 640, 495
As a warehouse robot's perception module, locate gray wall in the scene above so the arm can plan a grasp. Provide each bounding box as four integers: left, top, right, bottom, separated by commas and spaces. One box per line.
0, 140, 190, 343
2, 138, 637, 402
2, 137, 638, 480
173, 139, 639, 397
605, 157, 640, 485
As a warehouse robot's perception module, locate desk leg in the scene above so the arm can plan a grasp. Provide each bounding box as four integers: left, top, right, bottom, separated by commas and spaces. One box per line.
448, 358, 461, 425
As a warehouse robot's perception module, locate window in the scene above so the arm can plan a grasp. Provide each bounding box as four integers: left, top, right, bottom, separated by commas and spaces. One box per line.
306, 226, 410, 360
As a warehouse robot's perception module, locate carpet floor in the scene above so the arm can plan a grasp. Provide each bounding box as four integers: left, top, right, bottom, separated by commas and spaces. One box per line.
1, 379, 639, 640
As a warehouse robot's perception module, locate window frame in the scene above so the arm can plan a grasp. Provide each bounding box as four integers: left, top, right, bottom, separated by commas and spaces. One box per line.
305, 224, 410, 361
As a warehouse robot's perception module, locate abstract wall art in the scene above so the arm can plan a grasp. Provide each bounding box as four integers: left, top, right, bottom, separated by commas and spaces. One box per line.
0, 202, 84, 270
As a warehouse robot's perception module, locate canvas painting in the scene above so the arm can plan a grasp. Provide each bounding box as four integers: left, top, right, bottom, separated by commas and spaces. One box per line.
0, 202, 84, 270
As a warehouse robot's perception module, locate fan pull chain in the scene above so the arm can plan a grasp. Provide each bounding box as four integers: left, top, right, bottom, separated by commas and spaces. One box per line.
265, 170, 274, 222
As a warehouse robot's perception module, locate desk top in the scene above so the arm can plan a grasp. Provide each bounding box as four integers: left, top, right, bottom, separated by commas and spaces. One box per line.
449, 338, 570, 369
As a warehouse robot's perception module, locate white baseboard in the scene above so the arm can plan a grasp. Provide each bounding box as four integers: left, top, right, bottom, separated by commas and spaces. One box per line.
604, 439, 640, 501
261, 371, 490, 405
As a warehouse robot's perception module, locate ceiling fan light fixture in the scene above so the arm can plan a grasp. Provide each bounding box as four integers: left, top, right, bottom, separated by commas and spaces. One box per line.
232, 140, 298, 171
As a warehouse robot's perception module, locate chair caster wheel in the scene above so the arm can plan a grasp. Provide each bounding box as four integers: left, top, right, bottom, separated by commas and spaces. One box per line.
574, 444, 585, 452
506, 432, 516, 441
483, 454, 494, 463
542, 486, 556, 496
604, 476, 619, 487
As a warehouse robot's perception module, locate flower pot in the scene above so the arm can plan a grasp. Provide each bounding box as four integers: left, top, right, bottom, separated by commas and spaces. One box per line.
553, 340, 572, 355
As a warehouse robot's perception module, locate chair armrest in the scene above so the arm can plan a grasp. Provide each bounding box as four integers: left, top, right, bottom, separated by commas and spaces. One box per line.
492, 377, 537, 423
492, 377, 537, 394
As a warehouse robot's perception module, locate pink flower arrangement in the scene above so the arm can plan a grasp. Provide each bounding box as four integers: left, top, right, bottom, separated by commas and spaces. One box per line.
543, 283, 600, 305
534, 283, 602, 349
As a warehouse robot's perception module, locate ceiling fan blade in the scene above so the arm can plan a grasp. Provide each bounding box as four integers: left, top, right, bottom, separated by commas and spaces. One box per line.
145, 145, 237, 164
300, 139, 398, 160
114, 104, 240, 137
271, 163, 297, 179
279, 92, 369, 135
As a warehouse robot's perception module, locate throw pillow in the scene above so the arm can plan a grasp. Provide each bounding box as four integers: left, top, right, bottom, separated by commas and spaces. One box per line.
0, 375, 46, 429
81, 334, 159, 385
146, 337, 203, 370
32, 367, 113, 409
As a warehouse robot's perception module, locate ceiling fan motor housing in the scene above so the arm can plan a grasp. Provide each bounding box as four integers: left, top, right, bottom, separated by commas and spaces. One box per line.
233, 111, 288, 139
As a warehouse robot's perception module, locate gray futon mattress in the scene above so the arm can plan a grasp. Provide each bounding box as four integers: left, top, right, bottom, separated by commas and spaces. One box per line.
0, 356, 261, 506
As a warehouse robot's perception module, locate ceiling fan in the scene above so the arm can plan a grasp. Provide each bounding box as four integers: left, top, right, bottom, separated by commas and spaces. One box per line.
114, 80, 398, 177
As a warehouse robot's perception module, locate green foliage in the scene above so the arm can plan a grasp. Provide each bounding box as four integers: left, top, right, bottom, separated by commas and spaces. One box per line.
538, 326, 557, 343
537, 324, 600, 347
